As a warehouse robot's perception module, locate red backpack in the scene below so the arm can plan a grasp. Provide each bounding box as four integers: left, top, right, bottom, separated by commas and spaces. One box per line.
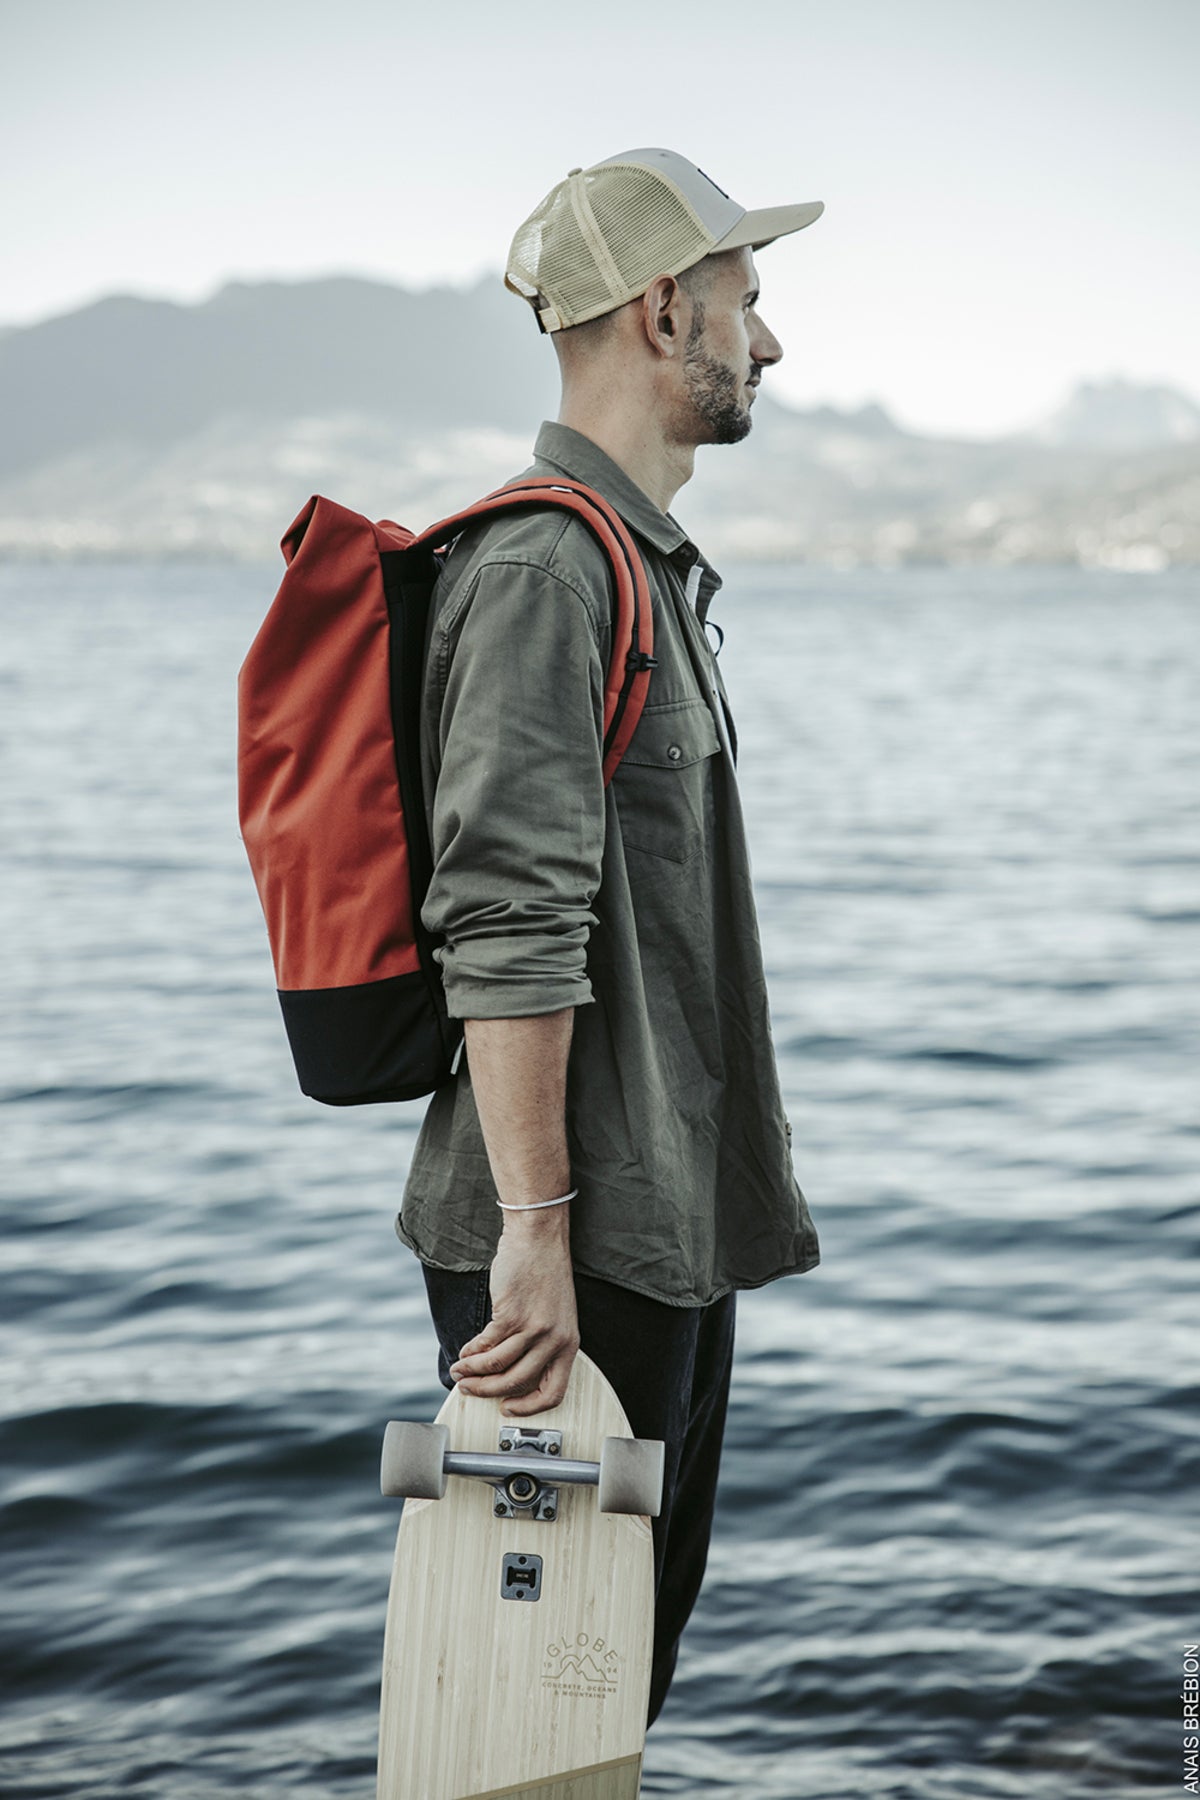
237, 477, 655, 1105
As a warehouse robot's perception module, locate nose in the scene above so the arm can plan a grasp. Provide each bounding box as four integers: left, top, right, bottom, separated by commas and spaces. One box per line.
751, 312, 783, 367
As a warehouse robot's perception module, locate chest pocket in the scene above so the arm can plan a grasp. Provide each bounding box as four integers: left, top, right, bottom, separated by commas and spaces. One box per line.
613, 698, 722, 865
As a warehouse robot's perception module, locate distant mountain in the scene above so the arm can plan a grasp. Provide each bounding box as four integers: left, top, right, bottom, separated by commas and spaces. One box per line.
1025, 375, 1200, 452
0, 276, 1197, 567
0, 275, 558, 478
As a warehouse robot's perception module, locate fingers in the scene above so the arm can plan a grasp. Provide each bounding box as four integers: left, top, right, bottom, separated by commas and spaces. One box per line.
498, 1346, 578, 1417
453, 1333, 577, 1400
452, 1330, 580, 1417
464, 1342, 579, 1417
455, 1318, 508, 1362
457, 1358, 549, 1404
451, 1231, 580, 1412
450, 1332, 529, 1381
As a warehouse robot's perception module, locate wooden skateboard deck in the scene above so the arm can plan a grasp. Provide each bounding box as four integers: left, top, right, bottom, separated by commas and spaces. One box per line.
377, 1352, 655, 1800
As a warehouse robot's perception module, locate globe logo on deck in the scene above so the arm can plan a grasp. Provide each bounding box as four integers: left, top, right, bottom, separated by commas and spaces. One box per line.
543, 1632, 621, 1698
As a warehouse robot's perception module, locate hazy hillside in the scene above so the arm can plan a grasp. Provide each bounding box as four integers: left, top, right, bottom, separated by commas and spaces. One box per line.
1, 275, 1197, 568
1025, 377, 1200, 452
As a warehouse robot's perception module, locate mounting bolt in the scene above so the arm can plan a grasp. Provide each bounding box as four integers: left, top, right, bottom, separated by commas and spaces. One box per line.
548, 1442, 560, 1455
494, 1502, 505, 1517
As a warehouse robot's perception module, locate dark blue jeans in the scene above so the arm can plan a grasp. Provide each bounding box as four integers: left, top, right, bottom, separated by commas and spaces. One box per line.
421, 1263, 736, 1726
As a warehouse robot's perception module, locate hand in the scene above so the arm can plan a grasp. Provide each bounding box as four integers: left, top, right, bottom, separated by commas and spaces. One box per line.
450, 1212, 580, 1417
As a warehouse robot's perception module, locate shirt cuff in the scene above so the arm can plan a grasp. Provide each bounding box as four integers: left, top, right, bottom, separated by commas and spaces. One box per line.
437, 932, 594, 1020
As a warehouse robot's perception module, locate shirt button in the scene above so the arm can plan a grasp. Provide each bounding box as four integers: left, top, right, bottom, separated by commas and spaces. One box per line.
667, 744, 682, 762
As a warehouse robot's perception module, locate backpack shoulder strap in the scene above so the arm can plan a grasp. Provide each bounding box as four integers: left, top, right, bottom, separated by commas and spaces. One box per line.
407, 477, 655, 784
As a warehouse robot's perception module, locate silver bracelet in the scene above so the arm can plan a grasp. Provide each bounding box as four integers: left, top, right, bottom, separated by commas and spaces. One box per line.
496, 1187, 577, 1212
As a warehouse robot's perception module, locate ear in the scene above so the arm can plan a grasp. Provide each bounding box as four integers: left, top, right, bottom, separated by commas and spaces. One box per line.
640, 274, 687, 358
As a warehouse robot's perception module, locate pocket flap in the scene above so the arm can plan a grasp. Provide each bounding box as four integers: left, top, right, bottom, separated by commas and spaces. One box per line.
619, 700, 721, 770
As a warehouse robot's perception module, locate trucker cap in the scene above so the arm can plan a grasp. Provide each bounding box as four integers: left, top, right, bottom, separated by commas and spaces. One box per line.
505, 147, 824, 333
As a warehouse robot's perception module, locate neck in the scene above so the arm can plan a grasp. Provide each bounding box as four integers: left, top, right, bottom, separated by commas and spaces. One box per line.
555, 389, 696, 514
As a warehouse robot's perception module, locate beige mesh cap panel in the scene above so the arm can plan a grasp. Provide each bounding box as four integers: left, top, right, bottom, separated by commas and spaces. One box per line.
505, 147, 823, 332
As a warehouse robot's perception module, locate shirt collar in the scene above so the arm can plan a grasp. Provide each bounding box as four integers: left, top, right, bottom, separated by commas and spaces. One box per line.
529, 420, 723, 615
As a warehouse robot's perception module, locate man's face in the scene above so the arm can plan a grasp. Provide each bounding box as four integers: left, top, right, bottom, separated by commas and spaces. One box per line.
682, 248, 783, 446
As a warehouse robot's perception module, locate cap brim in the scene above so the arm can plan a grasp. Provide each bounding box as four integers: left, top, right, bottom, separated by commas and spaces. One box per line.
713, 200, 824, 253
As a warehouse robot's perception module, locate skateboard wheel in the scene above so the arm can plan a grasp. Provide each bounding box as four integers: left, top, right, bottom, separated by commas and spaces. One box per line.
597, 1436, 665, 1517
380, 1422, 449, 1500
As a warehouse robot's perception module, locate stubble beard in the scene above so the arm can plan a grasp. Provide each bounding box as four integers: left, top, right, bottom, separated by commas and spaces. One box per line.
682, 300, 754, 446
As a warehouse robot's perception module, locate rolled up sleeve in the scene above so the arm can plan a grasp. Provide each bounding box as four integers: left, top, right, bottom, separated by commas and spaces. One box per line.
421, 557, 608, 1020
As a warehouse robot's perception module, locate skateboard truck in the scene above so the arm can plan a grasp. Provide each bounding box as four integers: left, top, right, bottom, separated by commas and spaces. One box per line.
493, 1427, 562, 1521
381, 1420, 665, 1520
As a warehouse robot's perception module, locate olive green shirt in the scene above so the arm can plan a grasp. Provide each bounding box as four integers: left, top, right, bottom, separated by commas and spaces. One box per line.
396, 421, 819, 1306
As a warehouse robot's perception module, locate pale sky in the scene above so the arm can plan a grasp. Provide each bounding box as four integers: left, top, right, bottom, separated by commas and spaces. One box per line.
2, 0, 1197, 439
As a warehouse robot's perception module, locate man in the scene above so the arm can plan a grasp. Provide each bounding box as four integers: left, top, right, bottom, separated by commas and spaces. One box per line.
395, 147, 823, 1724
